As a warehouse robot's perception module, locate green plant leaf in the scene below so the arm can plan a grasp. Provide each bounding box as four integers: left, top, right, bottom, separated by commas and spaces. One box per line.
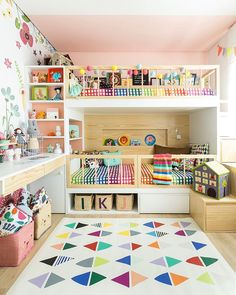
22, 14, 30, 23
15, 17, 21, 29
1, 88, 6, 96
6, 87, 11, 96
8, 218, 14, 222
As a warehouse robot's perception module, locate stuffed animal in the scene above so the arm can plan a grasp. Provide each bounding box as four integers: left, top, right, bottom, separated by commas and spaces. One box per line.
27, 120, 39, 137
14, 128, 26, 145
36, 111, 46, 119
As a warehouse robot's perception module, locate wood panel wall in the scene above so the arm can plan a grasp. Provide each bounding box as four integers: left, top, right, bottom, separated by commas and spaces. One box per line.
85, 113, 189, 154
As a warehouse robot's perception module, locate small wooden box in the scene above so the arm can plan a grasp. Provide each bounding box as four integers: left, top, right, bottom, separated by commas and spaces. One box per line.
75, 194, 93, 211
34, 201, 51, 239
190, 190, 236, 232
0, 221, 34, 266
95, 194, 113, 211
116, 194, 134, 211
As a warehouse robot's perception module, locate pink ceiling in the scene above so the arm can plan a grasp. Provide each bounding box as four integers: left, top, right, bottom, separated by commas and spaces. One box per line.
30, 15, 236, 52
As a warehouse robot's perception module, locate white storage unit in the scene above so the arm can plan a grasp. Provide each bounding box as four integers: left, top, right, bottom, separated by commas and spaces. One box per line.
138, 189, 190, 213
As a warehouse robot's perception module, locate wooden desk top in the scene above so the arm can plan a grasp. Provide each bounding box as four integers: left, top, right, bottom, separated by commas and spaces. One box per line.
191, 190, 236, 204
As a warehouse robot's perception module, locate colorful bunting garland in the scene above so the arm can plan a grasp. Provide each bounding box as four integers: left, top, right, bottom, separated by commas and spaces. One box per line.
217, 45, 236, 57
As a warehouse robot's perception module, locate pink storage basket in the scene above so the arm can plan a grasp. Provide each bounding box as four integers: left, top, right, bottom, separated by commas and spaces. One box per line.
0, 221, 34, 266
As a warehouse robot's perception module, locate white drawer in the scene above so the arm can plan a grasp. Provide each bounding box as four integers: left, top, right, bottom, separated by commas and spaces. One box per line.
138, 192, 189, 213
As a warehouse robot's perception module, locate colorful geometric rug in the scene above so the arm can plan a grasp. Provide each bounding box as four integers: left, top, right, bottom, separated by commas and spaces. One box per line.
7, 218, 235, 295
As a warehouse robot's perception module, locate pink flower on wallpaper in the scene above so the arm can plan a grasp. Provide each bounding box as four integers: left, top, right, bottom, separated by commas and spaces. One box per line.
16, 41, 21, 49
20, 22, 33, 47
4, 58, 12, 69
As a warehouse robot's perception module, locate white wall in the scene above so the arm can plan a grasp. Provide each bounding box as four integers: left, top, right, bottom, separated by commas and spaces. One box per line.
208, 23, 236, 137
0, 1, 55, 137
189, 108, 218, 155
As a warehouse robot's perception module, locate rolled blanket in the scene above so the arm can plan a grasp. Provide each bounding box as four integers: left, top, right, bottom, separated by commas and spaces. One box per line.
153, 154, 172, 185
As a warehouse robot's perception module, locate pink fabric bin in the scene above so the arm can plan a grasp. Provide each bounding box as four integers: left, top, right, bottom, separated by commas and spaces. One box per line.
0, 221, 34, 266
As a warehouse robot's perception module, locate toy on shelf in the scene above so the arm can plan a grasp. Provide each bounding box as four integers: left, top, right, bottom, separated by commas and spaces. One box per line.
51, 87, 62, 100
47, 144, 54, 153
54, 143, 62, 154
47, 68, 63, 83
30, 109, 36, 119
38, 73, 48, 83
144, 134, 156, 146
27, 120, 40, 137
69, 72, 83, 97
36, 111, 46, 119
131, 139, 141, 146
118, 135, 130, 146
69, 125, 79, 138
104, 138, 115, 146
14, 128, 26, 145
47, 132, 56, 136
14, 148, 21, 160
6, 149, 14, 161
193, 161, 229, 199
46, 108, 59, 120
32, 73, 39, 83
55, 126, 62, 136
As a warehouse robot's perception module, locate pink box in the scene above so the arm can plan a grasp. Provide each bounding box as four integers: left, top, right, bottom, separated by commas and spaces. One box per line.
0, 221, 34, 266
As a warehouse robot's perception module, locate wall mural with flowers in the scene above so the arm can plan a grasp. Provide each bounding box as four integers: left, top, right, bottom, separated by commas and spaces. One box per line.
0, 0, 56, 138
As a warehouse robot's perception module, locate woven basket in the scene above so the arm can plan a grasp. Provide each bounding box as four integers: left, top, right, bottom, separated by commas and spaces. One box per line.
75, 194, 94, 211
95, 194, 113, 211
116, 194, 134, 211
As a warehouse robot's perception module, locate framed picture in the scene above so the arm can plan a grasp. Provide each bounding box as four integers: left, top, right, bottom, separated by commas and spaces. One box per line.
31, 86, 48, 100
48, 68, 64, 83
69, 125, 79, 138
107, 72, 121, 86
132, 70, 149, 85
46, 108, 59, 119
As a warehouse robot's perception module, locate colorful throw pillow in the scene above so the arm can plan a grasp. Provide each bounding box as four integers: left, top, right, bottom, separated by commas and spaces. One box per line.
17, 189, 33, 217
30, 187, 49, 213
190, 143, 209, 155
102, 151, 121, 167
0, 203, 31, 237
81, 151, 104, 168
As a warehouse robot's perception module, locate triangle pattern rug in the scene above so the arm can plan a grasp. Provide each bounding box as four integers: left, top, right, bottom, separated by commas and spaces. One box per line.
7, 218, 235, 295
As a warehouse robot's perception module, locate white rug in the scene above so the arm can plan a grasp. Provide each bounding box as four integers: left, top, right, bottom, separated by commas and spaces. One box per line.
7, 217, 236, 295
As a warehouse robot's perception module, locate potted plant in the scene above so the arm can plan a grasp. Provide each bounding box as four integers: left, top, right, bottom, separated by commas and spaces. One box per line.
1, 87, 20, 139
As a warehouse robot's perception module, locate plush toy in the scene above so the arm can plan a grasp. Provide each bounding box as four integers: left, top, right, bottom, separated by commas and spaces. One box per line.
36, 111, 46, 119
30, 109, 37, 119
27, 120, 39, 137
14, 128, 26, 145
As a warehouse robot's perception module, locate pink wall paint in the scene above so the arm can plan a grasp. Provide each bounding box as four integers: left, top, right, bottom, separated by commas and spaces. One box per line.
68, 51, 208, 66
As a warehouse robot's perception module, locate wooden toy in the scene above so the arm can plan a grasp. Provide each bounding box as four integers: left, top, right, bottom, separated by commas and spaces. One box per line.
193, 161, 230, 199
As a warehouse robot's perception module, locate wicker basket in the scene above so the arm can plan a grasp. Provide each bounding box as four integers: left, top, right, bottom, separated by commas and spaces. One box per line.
34, 201, 52, 240
95, 194, 113, 211
74, 194, 94, 211
116, 194, 134, 211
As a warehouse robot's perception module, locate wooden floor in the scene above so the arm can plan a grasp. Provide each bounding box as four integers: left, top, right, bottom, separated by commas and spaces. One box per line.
1, 213, 236, 295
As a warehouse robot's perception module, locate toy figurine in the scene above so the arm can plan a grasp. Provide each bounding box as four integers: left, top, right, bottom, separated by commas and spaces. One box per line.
70, 129, 76, 138
54, 143, 62, 154
14, 128, 26, 145
47, 144, 54, 153
55, 125, 62, 136
52, 87, 62, 100
30, 109, 37, 119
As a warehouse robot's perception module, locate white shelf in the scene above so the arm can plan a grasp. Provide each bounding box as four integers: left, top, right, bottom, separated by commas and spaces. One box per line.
42, 136, 64, 139
69, 137, 82, 141
26, 66, 64, 69
29, 100, 64, 104
27, 83, 64, 86
29, 119, 64, 122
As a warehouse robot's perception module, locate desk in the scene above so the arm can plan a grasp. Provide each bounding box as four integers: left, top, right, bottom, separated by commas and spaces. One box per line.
0, 154, 65, 196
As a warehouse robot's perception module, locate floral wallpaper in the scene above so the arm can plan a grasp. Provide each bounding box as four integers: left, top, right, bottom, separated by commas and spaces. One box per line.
0, 0, 55, 136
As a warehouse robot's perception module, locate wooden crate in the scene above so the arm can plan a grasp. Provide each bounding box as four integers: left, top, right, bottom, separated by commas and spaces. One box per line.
75, 194, 94, 211
116, 194, 134, 211
95, 194, 113, 211
190, 190, 236, 232
34, 201, 52, 239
